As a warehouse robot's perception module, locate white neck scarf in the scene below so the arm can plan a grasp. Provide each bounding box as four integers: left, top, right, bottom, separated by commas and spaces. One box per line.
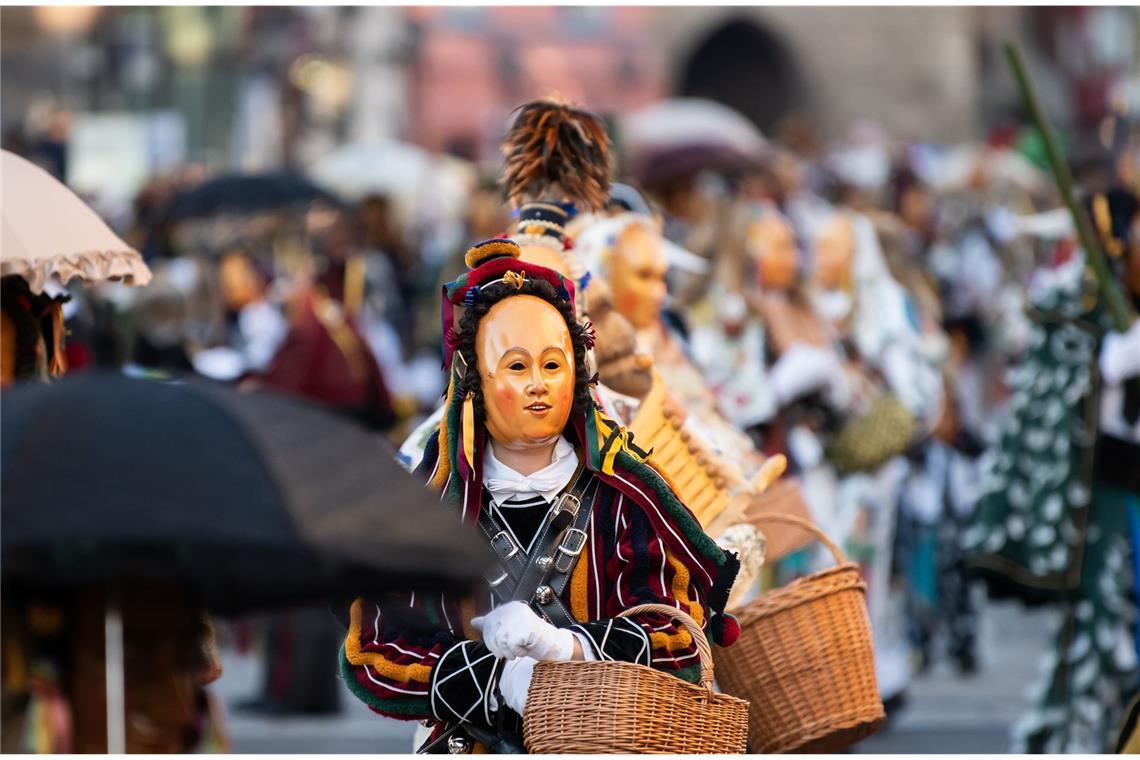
483, 436, 579, 508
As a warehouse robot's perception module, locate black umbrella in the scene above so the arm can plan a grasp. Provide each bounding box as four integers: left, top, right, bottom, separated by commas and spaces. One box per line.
1, 371, 490, 613
162, 172, 341, 222
3, 371, 491, 751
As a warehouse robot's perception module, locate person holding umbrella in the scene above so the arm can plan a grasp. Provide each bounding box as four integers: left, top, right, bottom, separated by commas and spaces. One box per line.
0, 149, 152, 388
0, 150, 230, 753
341, 237, 740, 752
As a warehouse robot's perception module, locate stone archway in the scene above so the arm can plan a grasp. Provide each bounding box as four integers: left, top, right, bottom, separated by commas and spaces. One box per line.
678, 18, 806, 134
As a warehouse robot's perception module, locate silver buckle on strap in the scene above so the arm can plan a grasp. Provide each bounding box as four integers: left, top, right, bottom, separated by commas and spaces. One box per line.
490, 530, 519, 560
554, 528, 588, 573
554, 492, 581, 520
558, 528, 588, 558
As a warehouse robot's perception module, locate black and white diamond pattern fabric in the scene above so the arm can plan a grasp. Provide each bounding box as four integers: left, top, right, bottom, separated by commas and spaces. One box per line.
570, 618, 652, 665
430, 640, 502, 726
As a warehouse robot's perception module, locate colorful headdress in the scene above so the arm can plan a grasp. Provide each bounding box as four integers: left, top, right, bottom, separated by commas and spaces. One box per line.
513, 202, 594, 299
501, 99, 613, 214
440, 238, 577, 372
515, 202, 571, 250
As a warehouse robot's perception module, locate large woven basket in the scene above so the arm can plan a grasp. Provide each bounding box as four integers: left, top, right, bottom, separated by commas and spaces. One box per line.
524, 603, 750, 754
714, 514, 885, 753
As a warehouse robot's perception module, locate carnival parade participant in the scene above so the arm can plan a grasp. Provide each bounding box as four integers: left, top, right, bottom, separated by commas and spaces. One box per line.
340, 238, 739, 752
967, 185, 1140, 752
574, 210, 768, 482
572, 202, 784, 608
402, 101, 770, 576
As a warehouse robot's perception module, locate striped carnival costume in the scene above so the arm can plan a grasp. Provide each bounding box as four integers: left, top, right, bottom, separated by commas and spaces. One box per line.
340, 239, 740, 752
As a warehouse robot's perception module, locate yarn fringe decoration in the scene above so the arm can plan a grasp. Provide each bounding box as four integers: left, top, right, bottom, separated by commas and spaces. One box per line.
428, 373, 456, 492
581, 320, 597, 350
501, 99, 612, 213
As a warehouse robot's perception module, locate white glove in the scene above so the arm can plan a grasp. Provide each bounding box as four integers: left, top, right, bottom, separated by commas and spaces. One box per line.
1101, 321, 1140, 385
470, 601, 576, 661
770, 343, 841, 405
496, 655, 537, 715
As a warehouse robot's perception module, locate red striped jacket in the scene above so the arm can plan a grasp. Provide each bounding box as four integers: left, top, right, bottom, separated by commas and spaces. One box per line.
340, 428, 738, 727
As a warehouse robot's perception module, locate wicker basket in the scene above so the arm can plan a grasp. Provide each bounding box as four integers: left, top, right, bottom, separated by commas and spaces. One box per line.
713, 514, 885, 753
523, 603, 750, 754
743, 478, 815, 563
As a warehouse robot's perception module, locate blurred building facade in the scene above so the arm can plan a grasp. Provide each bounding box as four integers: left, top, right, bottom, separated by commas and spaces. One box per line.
657, 6, 1139, 143
2, 5, 1137, 198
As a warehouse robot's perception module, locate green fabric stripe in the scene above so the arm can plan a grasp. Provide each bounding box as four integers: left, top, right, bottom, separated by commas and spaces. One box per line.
445, 274, 469, 299
672, 663, 702, 685
584, 410, 602, 470
422, 597, 441, 627
338, 644, 432, 718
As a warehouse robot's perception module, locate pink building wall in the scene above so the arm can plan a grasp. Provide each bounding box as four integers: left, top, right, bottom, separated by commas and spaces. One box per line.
406, 7, 667, 161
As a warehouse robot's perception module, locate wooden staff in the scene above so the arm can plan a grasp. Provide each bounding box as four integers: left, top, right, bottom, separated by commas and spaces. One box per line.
1004, 41, 1136, 331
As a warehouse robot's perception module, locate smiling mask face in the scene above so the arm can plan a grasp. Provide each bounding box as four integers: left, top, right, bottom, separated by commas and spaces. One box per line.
608, 223, 669, 330
476, 295, 576, 451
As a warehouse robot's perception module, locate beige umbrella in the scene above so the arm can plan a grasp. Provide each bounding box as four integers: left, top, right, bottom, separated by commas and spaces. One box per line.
1, 149, 151, 293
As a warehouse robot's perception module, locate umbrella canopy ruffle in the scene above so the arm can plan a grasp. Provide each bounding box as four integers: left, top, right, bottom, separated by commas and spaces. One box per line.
1, 248, 151, 293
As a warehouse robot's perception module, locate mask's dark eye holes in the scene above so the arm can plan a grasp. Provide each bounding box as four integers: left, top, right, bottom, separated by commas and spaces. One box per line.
509, 362, 526, 371
544, 362, 560, 371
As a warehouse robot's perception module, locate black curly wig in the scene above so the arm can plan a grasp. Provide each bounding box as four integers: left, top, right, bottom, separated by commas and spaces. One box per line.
450, 278, 596, 433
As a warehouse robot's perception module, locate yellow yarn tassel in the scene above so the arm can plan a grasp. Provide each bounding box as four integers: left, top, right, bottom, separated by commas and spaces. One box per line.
462, 392, 476, 473
430, 378, 455, 491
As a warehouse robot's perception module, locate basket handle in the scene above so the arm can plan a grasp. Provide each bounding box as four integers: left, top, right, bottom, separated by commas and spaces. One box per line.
616, 602, 716, 693
749, 513, 848, 567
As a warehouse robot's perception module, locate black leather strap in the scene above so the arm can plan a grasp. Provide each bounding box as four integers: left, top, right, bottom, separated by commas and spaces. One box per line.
531, 480, 596, 627
476, 467, 594, 628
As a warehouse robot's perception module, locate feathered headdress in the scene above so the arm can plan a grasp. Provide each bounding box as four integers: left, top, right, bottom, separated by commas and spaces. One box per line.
501, 99, 613, 213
